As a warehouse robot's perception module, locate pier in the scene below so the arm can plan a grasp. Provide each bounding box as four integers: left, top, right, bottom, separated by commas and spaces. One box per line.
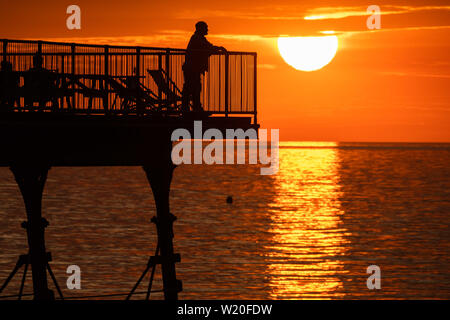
0, 39, 258, 300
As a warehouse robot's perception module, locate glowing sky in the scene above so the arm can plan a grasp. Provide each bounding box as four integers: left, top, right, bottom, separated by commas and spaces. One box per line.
1, 0, 449, 141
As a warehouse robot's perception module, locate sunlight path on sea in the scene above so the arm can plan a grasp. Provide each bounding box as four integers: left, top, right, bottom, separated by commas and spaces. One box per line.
265, 142, 350, 299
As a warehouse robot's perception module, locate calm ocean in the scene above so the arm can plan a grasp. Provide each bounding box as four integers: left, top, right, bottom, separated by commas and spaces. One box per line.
0, 142, 449, 299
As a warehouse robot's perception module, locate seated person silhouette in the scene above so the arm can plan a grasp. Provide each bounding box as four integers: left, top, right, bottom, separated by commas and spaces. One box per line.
0, 60, 20, 111
182, 21, 226, 112
24, 53, 58, 108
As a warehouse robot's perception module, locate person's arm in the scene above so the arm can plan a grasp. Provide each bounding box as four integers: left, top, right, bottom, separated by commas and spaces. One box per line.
202, 37, 227, 53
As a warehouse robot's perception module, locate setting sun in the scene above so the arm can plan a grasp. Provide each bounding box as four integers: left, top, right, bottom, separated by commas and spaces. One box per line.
277, 36, 338, 72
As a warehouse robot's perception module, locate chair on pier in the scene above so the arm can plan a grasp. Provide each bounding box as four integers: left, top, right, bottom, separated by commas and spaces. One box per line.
68, 75, 107, 111
147, 69, 185, 112
108, 77, 142, 114
113, 75, 160, 115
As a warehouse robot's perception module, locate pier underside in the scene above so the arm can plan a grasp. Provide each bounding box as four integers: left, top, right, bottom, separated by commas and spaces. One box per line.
0, 113, 256, 300
0, 113, 255, 167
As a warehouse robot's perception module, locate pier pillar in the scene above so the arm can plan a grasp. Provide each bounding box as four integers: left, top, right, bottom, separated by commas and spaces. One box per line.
10, 165, 54, 300
143, 160, 181, 300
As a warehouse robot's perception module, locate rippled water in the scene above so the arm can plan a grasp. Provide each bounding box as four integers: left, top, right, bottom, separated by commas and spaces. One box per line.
0, 142, 449, 299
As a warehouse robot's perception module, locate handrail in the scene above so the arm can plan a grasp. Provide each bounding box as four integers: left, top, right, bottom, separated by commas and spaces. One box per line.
0, 38, 256, 55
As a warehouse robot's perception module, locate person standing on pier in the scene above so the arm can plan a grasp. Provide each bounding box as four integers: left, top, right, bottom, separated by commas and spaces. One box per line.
182, 21, 227, 112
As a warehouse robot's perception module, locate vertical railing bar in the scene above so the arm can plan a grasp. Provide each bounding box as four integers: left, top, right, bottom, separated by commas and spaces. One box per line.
165, 49, 170, 107
136, 47, 141, 115
224, 52, 229, 117
248, 55, 251, 116
104, 45, 109, 112
206, 56, 210, 110
2, 40, 6, 62
60, 53, 65, 110
246, 56, 249, 111
71, 44, 76, 111
240, 55, 243, 112
253, 53, 257, 125
37, 41, 42, 55
218, 54, 221, 111
158, 53, 162, 103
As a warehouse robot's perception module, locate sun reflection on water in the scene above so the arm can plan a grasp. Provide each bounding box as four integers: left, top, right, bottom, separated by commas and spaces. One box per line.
266, 141, 349, 299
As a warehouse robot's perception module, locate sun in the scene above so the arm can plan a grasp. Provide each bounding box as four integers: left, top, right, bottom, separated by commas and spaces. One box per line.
277, 36, 338, 72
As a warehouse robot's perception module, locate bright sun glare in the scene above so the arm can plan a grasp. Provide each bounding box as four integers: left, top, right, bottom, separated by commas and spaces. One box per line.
277, 36, 339, 72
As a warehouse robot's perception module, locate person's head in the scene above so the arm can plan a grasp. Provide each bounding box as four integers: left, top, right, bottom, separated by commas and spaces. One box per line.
33, 53, 43, 68
195, 21, 208, 35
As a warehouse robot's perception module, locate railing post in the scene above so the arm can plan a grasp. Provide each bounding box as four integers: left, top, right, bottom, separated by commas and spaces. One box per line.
71, 44, 75, 75
136, 47, 141, 77
2, 40, 7, 62
224, 52, 229, 117
253, 53, 257, 125
158, 53, 162, 103
60, 54, 64, 75
240, 55, 243, 112
136, 47, 142, 115
60, 54, 65, 110
165, 49, 171, 106
104, 45, 109, 112
71, 44, 76, 110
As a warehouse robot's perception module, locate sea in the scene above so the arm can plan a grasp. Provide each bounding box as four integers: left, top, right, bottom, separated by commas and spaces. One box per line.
0, 142, 449, 299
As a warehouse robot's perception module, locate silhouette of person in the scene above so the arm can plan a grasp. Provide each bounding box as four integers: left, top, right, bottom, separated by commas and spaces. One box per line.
182, 21, 226, 112
0, 60, 20, 111
24, 53, 58, 108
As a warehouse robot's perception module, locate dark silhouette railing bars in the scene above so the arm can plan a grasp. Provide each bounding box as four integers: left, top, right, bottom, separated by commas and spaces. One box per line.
0, 39, 257, 123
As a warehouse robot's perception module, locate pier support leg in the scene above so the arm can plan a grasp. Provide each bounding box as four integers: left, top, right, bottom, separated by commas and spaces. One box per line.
143, 162, 181, 300
10, 165, 54, 300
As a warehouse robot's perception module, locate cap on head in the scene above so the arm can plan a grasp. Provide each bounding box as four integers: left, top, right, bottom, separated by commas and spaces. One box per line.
195, 21, 208, 33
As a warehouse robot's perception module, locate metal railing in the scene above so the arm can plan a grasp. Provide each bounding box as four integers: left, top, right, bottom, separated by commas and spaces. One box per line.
0, 39, 257, 123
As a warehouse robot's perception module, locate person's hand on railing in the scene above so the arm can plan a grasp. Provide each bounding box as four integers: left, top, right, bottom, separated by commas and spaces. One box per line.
213, 46, 227, 53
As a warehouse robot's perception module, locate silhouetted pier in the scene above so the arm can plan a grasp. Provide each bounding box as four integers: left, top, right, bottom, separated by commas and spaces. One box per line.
0, 39, 258, 300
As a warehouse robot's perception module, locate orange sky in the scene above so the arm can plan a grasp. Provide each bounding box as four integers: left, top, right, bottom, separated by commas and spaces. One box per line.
1, 0, 449, 142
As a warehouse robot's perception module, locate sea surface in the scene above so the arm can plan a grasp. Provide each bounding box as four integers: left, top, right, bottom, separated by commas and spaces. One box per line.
0, 142, 449, 299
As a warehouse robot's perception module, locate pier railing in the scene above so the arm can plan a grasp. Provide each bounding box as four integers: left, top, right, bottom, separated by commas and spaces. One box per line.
0, 39, 257, 123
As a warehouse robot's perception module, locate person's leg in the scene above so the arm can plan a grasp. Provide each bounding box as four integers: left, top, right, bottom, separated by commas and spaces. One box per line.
182, 70, 193, 112
192, 73, 202, 111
